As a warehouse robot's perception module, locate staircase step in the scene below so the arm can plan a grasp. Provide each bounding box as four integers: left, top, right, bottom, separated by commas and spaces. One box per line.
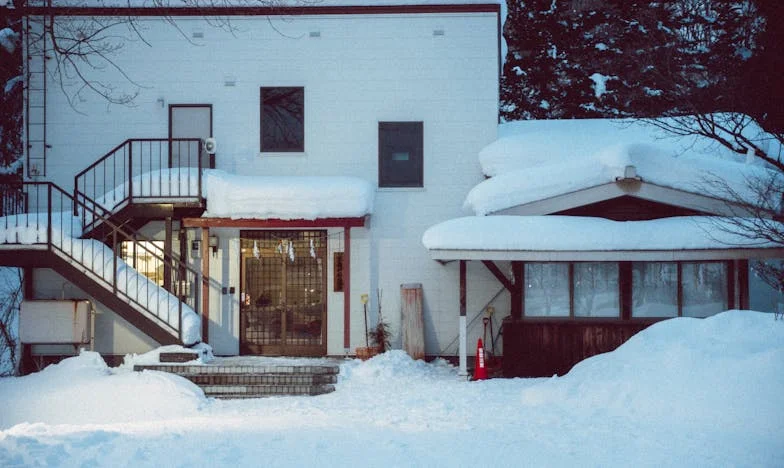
133, 363, 340, 399
187, 373, 337, 386
202, 384, 336, 398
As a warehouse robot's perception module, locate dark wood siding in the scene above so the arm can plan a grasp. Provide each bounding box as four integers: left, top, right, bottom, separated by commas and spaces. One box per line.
502, 318, 657, 377
555, 196, 707, 221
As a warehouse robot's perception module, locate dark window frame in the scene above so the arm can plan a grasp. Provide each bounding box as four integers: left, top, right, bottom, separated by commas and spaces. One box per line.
260, 87, 305, 153
378, 121, 424, 188
522, 260, 733, 320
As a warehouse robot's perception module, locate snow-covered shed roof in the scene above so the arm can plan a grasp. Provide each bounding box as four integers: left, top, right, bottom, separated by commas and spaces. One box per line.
422, 216, 784, 262
467, 119, 774, 216
202, 170, 374, 221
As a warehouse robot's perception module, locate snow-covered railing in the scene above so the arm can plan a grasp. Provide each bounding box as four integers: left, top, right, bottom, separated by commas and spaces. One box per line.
74, 138, 208, 231
0, 182, 202, 345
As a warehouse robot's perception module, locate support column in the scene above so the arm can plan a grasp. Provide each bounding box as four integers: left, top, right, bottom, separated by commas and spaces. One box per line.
511, 261, 523, 319
343, 227, 351, 353
458, 260, 468, 377
201, 227, 210, 343
163, 217, 173, 292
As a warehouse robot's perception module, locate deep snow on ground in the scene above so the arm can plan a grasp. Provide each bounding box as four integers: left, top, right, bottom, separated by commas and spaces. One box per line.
0, 310, 782, 467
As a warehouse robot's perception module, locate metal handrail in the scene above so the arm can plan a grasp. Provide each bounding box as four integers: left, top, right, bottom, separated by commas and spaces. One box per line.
73, 138, 206, 230
0, 182, 209, 342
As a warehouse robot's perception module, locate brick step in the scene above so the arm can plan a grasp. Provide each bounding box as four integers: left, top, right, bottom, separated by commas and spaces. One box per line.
133, 363, 340, 399
187, 373, 337, 386
201, 384, 335, 398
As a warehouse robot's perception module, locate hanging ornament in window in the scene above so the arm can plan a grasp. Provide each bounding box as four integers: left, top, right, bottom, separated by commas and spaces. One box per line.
253, 240, 260, 261
288, 241, 295, 262
276, 240, 284, 255
310, 238, 316, 259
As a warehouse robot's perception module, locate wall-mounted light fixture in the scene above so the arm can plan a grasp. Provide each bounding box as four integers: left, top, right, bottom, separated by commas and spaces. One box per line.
209, 235, 219, 256
191, 239, 201, 259
156, 97, 165, 108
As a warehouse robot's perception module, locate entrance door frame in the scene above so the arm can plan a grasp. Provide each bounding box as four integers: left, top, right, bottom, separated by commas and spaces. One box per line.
168, 103, 213, 168
238, 229, 328, 356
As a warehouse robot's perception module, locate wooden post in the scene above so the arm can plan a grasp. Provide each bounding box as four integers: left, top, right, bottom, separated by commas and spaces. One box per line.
459, 260, 467, 377
401, 283, 424, 360
343, 227, 351, 352
163, 217, 173, 292
511, 261, 523, 319
201, 227, 209, 343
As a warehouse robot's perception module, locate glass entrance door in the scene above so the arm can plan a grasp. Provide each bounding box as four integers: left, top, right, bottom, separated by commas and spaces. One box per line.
239, 230, 327, 356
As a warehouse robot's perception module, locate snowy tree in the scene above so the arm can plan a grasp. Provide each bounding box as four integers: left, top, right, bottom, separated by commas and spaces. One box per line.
501, 1, 769, 121
0, 15, 22, 171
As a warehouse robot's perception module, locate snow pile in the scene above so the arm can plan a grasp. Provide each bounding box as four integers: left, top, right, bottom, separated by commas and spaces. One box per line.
203, 170, 374, 220
521, 311, 783, 432
469, 118, 776, 215
422, 215, 782, 252
0, 313, 782, 466
121, 343, 214, 368
0, 351, 205, 427
92, 168, 201, 214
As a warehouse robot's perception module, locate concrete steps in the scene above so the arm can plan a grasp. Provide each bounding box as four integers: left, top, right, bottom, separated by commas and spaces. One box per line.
134, 362, 340, 399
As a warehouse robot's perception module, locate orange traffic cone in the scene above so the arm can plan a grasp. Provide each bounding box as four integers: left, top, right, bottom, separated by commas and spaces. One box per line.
473, 338, 488, 380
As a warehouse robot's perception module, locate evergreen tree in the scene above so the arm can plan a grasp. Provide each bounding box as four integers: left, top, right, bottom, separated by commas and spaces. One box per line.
0, 15, 22, 172
501, 1, 768, 121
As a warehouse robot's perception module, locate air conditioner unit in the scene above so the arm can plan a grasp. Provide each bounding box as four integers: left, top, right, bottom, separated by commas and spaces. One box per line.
20, 300, 91, 344
203, 137, 217, 154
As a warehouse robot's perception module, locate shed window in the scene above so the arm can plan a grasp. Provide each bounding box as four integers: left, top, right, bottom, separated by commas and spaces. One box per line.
574, 262, 620, 317
379, 122, 423, 187
682, 262, 728, 317
632, 262, 678, 318
260, 87, 304, 152
525, 263, 569, 316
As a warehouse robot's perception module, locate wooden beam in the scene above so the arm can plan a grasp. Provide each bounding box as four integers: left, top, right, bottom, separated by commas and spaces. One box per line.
182, 216, 367, 229
163, 217, 173, 292
458, 260, 467, 377
511, 261, 523, 320
738, 259, 749, 309
201, 228, 209, 343
482, 260, 514, 292
343, 228, 351, 351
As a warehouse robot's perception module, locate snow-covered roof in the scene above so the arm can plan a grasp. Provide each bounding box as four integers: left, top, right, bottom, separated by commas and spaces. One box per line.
42, 0, 503, 10
203, 170, 374, 220
422, 215, 784, 261
467, 119, 774, 216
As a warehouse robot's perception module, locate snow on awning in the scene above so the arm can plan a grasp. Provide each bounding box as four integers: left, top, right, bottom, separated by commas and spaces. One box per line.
422, 216, 784, 262
202, 170, 374, 221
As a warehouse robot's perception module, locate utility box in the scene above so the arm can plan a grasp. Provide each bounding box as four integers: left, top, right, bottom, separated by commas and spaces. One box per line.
19, 300, 91, 344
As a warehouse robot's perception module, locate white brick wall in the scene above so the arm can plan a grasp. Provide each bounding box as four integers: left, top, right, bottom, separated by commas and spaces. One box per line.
40, 11, 501, 357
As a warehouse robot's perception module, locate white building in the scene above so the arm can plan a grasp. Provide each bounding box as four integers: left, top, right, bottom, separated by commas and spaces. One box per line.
4, 1, 504, 368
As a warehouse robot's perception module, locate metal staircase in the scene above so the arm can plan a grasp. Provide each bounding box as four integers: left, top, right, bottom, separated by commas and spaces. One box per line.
0, 182, 205, 345
74, 138, 209, 240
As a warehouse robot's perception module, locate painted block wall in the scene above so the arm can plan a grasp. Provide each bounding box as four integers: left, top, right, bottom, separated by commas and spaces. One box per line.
37, 11, 501, 357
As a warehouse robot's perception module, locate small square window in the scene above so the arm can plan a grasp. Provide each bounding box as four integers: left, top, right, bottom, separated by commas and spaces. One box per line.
260, 87, 304, 152
379, 122, 423, 187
